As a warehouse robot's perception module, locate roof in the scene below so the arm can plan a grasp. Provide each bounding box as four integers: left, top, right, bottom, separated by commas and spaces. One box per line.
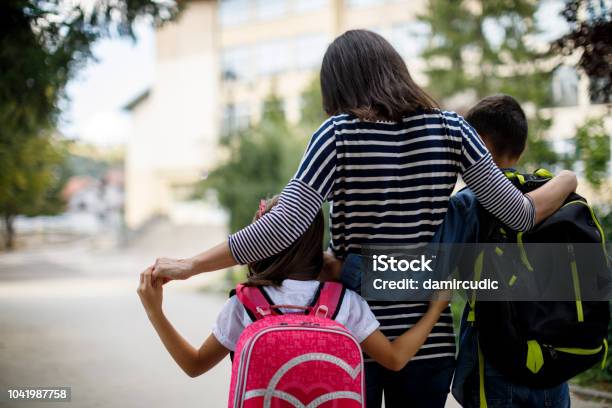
62, 176, 96, 200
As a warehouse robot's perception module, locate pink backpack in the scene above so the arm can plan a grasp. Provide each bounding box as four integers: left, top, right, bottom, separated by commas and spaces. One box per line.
228, 282, 365, 408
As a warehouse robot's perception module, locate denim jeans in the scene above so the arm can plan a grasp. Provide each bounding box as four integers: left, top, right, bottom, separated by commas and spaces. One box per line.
453, 308, 570, 408
462, 360, 570, 408
365, 357, 455, 408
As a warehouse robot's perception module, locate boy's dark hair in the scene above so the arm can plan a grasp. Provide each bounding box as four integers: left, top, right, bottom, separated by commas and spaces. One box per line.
320, 29, 438, 122
465, 94, 528, 159
246, 196, 324, 286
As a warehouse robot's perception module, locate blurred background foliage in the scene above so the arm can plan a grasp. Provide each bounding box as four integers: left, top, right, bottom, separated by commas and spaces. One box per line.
201, 81, 332, 247
553, 0, 612, 104
202, 94, 305, 234
0, 0, 180, 249
418, 0, 559, 169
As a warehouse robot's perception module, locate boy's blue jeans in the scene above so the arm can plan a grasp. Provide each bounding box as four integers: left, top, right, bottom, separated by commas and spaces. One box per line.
461, 361, 570, 408
453, 309, 570, 408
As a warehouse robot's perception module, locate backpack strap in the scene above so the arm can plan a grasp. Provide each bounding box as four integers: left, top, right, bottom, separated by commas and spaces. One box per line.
312, 282, 346, 319
235, 284, 278, 321
477, 336, 488, 408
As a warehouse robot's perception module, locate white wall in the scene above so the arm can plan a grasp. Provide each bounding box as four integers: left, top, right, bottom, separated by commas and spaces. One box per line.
126, 0, 220, 228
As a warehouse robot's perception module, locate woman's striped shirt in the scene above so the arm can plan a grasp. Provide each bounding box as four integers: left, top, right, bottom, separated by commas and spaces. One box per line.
228, 110, 535, 361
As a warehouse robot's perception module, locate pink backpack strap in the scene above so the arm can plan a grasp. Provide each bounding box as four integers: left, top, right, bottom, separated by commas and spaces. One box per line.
312, 282, 346, 320
235, 284, 277, 320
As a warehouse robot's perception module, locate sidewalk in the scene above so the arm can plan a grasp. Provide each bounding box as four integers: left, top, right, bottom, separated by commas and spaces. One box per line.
0, 223, 231, 407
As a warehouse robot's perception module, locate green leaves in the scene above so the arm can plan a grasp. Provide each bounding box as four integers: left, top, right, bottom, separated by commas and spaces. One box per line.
0, 1, 180, 248
0, 134, 68, 218
419, 0, 556, 169
201, 79, 333, 248
203, 94, 306, 234
552, 0, 611, 103
573, 117, 610, 188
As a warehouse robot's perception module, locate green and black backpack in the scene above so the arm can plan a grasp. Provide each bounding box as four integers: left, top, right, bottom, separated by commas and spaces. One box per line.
467, 169, 611, 389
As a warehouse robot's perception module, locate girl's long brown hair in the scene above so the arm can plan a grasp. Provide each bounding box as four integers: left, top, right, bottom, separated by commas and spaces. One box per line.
246, 196, 324, 286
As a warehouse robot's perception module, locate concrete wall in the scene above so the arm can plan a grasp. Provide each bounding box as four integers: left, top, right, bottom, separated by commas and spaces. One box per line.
126, 0, 219, 228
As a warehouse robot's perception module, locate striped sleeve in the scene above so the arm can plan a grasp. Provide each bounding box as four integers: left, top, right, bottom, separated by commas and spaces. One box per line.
448, 112, 535, 232
228, 118, 337, 264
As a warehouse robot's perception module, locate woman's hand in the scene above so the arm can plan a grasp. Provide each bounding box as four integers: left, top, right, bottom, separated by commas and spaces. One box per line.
137, 266, 164, 317
150, 243, 237, 282
152, 257, 195, 282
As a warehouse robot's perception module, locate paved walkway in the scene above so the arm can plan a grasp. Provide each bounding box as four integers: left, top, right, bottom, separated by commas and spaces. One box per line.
0, 224, 232, 407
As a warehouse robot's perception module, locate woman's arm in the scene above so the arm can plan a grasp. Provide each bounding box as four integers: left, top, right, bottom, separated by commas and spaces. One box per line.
153, 242, 236, 281
526, 170, 577, 224
360, 300, 449, 371
153, 118, 338, 281
227, 118, 337, 264
137, 267, 229, 376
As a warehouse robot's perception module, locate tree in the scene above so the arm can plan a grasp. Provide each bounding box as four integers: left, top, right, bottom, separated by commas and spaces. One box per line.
203, 78, 328, 233
573, 117, 610, 188
203, 95, 305, 234
552, 0, 612, 104
299, 77, 327, 129
201, 86, 327, 284
0, 0, 180, 249
419, 0, 558, 168
0, 135, 69, 249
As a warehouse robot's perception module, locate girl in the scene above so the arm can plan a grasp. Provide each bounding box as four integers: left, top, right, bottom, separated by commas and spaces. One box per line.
151, 30, 577, 406
138, 197, 449, 381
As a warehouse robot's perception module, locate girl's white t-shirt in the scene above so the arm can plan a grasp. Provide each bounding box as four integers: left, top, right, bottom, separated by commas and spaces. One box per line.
212, 279, 380, 351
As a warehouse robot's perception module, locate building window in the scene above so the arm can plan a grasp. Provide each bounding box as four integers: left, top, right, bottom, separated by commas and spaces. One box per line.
219, 0, 250, 26
294, 0, 328, 13
551, 66, 579, 107
295, 34, 328, 70
257, 41, 290, 75
255, 0, 287, 20
347, 0, 386, 8
222, 104, 251, 135
221, 46, 252, 81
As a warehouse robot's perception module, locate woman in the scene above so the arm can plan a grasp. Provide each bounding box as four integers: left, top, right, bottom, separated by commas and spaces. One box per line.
152, 30, 577, 407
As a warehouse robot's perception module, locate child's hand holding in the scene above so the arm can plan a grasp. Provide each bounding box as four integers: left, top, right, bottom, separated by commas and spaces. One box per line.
428, 290, 452, 314
137, 266, 164, 317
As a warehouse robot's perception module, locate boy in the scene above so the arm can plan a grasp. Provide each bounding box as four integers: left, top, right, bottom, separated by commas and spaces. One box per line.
444, 94, 570, 407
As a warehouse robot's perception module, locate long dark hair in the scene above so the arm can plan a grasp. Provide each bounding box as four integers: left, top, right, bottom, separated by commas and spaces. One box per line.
247, 196, 324, 286
320, 29, 438, 122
